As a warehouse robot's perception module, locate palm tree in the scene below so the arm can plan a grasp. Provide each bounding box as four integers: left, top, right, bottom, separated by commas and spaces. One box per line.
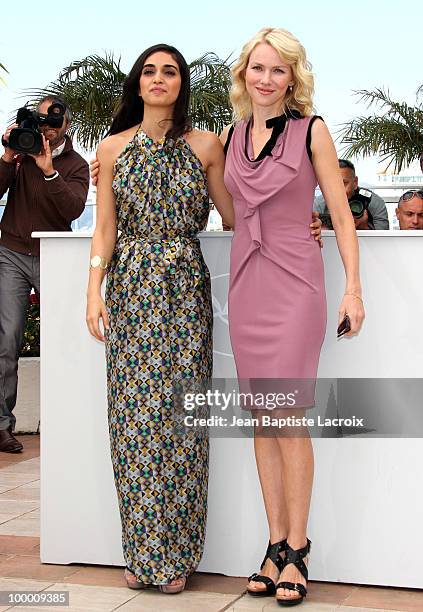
339, 86, 423, 173
21, 52, 233, 150
188, 52, 233, 132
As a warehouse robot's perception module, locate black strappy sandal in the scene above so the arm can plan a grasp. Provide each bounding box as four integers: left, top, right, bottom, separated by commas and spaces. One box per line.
247, 539, 286, 597
276, 538, 311, 606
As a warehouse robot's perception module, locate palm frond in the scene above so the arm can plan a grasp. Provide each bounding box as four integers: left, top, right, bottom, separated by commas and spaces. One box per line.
338, 86, 423, 173
189, 53, 233, 132
17, 51, 234, 149
0, 61, 8, 86
19, 52, 125, 150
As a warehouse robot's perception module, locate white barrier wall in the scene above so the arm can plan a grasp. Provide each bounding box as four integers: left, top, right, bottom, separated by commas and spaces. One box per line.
36, 230, 423, 587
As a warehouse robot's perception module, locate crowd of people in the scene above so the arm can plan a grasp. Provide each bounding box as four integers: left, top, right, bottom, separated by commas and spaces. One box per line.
314, 158, 423, 231
0, 24, 419, 608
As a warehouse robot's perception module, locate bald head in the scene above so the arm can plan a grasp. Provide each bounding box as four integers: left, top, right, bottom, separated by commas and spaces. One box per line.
396, 194, 423, 230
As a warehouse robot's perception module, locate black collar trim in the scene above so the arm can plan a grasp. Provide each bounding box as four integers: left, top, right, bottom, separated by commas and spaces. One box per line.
246, 109, 303, 162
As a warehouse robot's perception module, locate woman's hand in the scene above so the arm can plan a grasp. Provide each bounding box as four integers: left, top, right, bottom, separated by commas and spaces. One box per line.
86, 293, 109, 342
90, 156, 100, 186
310, 211, 323, 248
338, 293, 365, 337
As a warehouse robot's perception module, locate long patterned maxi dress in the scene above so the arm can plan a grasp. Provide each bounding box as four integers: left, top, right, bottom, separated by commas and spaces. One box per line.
105, 127, 213, 585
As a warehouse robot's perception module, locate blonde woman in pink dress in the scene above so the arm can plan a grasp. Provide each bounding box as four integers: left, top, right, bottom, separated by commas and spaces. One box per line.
221, 28, 365, 606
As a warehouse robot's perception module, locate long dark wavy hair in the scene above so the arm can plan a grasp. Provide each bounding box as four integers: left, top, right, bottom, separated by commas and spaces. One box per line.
109, 44, 191, 140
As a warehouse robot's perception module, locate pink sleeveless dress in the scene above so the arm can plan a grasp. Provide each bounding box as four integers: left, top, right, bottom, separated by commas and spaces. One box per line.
224, 115, 327, 406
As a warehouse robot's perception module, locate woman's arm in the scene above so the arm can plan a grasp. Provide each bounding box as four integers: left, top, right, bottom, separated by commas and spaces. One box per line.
86, 138, 118, 342
202, 132, 235, 229
311, 119, 365, 335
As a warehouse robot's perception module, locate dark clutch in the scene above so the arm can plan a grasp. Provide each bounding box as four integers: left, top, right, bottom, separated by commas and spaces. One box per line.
337, 314, 351, 338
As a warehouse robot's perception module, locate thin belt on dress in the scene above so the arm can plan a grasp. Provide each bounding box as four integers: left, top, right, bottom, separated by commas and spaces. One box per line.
116, 232, 205, 291
118, 230, 199, 243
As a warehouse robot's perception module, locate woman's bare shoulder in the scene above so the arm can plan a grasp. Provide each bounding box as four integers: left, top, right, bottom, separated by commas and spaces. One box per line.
185, 128, 221, 149
184, 129, 224, 169
219, 124, 234, 147
97, 126, 139, 161
310, 116, 329, 137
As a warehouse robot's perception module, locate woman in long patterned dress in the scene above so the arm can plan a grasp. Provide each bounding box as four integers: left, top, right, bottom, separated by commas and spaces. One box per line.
86, 44, 234, 593
221, 29, 365, 606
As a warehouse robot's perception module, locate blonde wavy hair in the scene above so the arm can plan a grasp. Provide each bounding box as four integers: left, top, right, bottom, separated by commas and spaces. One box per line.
230, 27, 314, 121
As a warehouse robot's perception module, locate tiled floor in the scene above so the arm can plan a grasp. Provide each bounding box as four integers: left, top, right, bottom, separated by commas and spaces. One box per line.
0, 435, 422, 611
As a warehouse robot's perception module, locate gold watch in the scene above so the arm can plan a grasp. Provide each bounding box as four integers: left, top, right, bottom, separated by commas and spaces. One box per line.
90, 255, 108, 270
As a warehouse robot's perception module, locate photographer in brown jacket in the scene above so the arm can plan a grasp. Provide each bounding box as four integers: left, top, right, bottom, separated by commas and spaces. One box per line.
0, 96, 89, 452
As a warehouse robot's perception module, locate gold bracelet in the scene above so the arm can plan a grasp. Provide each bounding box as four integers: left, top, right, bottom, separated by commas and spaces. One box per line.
344, 292, 363, 304
90, 255, 109, 270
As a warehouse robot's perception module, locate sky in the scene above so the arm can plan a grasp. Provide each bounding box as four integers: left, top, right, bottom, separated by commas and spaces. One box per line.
0, 0, 421, 182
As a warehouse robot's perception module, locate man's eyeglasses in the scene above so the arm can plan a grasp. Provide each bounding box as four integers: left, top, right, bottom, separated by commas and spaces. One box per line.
399, 190, 423, 203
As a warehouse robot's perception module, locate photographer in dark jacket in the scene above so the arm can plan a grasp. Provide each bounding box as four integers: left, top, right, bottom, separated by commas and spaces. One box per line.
0, 96, 89, 452
314, 158, 389, 230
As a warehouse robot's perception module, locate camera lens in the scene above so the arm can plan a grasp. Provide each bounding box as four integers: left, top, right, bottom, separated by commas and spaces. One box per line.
48, 102, 66, 114
46, 102, 65, 128
349, 199, 365, 218
9, 127, 42, 154
18, 131, 36, 150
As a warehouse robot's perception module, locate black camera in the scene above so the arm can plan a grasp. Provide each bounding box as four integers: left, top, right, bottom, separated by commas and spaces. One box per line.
320, 189, 372, 229
348, 188, 372, 218
4, 102, 66, 154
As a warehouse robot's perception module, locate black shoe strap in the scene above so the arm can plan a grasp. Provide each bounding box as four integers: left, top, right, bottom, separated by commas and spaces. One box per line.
248, 573, 276, 595
276, 580, 307, 598
259, 539, 286, 573
283, 539, 311, 581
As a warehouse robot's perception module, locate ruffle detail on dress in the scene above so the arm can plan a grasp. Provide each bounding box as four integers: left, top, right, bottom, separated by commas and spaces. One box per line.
228, 117, 312, 250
